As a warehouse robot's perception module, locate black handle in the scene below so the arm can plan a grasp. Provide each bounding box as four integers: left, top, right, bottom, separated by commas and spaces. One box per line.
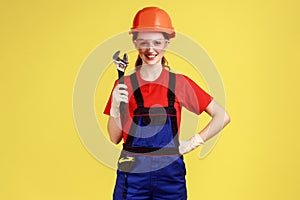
118, 70, 126, 115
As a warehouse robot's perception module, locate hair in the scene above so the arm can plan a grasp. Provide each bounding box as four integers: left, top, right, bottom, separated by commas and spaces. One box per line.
132, 32, 170, 71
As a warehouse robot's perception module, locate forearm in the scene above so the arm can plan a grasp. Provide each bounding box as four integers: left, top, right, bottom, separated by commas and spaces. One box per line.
199, 110, 230, 142
179, 100, 230, 155
107, 83, 129, 144
107, 116, 123, 144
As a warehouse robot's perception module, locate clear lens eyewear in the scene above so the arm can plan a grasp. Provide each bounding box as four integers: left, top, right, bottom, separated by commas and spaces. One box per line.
134, 39, 169, 49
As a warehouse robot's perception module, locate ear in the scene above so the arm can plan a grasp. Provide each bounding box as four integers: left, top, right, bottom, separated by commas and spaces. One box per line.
164, 41, 170, 50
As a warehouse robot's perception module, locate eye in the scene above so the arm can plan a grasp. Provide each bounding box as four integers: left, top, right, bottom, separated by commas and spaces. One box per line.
153, 40, 162, 46
139, 41, 147, 46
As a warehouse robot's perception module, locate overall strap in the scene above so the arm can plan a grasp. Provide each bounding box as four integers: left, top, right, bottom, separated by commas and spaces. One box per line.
167, 72, 179, 147
168, 72, 176, 107
130, 71, 176, 107
124, 72, 142, 148
130, 73, 144, 107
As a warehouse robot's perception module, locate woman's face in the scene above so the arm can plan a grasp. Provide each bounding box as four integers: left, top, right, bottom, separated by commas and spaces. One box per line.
134, 32, 169, 66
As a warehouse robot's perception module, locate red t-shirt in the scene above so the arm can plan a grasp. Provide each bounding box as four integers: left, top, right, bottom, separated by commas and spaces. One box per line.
103, 68, 213, 142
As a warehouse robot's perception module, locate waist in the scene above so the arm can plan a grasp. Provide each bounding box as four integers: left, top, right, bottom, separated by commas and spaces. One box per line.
122, 145, 180, 156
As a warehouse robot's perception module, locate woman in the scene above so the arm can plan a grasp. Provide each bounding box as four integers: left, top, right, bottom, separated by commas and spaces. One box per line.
104, 7, 230, 200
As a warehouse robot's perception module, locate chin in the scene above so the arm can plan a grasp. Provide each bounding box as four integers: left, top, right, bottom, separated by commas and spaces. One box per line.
144, 61, 160, 65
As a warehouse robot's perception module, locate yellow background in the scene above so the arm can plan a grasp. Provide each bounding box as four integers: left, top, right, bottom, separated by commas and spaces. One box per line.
1, 0, 299, 199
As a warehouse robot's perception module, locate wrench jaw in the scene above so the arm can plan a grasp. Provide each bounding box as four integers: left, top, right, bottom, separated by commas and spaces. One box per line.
113, 50, 129, 73
116, 63, 127, 73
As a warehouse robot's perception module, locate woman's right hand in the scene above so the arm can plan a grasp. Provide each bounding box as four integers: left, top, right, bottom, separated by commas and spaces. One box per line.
110, 84, 128, 118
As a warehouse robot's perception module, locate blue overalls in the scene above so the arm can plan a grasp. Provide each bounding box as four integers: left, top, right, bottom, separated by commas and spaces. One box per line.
113, 72, 187, 200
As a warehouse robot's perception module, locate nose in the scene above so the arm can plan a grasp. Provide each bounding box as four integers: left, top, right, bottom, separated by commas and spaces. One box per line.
146, 43, 155, 51
147, 46, 155, 51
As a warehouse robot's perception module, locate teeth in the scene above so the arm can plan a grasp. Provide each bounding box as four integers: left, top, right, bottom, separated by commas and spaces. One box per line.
147, 54, 157, 58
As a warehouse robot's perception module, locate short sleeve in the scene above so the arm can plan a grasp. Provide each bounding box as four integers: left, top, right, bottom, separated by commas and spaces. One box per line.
176, 74, 213, 115
103, 80, 118, 115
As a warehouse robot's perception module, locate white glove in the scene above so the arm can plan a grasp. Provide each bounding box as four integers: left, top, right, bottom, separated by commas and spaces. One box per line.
110, 84, 128, 118
179, 134, 205, 155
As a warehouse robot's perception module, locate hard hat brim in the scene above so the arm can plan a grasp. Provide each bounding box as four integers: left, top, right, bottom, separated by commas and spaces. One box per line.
129, 27, 175, 38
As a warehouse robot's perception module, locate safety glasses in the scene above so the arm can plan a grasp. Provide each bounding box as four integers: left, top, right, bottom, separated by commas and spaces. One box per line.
134, 39, 169, 50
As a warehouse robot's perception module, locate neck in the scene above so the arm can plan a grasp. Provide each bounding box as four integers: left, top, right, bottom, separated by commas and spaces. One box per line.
140, 64, 163, 81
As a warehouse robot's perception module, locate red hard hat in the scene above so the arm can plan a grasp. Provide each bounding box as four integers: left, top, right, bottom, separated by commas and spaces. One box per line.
130, 7, 175, 38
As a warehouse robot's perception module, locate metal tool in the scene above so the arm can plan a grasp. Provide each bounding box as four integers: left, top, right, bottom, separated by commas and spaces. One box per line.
113, 50, 129, 80
112, 50, 129, 115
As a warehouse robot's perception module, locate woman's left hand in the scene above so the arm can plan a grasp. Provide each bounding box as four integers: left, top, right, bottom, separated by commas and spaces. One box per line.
179, 134, 204, 155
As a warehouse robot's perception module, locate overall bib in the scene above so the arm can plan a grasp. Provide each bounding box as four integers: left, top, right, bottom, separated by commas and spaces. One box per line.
113, 72, 187, 200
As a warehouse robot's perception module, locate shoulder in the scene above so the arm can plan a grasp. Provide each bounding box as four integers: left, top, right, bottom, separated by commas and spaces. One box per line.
172, 71, 194, 85
172, 71, 207, 93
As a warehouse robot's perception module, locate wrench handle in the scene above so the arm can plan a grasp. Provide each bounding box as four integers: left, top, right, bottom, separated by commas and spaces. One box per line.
118, 69, 126, 115
118, 70, 124, 82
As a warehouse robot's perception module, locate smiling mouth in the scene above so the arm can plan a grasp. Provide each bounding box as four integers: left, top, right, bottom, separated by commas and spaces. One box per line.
145, 54, 157, 59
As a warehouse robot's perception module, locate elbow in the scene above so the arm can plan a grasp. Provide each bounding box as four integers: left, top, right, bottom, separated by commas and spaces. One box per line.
211, 107, 231, 127
109, 135, 122, 144
107, 129, 122, 144
223, 111, 231, 127
110, 139, 120, 145
107, 117, 122, 144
